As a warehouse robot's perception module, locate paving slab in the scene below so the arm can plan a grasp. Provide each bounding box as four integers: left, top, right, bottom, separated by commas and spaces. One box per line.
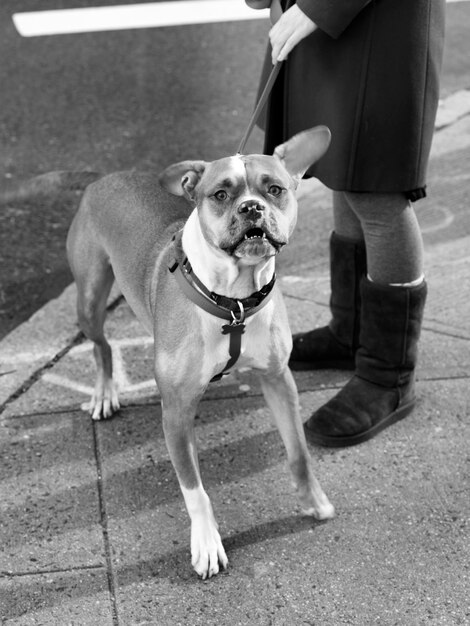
76, 379, 469, 626
0, 411, 104, 575
0, 569, 113, 625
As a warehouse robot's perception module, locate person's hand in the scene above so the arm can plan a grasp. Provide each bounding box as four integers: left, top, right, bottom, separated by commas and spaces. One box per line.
269, 4, 317, 64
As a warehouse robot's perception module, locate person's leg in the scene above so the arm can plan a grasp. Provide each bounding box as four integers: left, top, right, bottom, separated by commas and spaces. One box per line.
347, 191, 423, 285
289, 192, 367, 370
332, 190, 364, 241
304, 191, 427, 447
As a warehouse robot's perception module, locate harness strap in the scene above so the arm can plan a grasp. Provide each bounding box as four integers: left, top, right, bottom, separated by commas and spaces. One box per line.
169, 254, 275, 381
214, 321, 245, 382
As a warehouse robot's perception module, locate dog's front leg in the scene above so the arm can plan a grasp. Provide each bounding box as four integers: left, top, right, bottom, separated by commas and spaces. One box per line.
259, 368, 335, 520
160, 393, 228, 579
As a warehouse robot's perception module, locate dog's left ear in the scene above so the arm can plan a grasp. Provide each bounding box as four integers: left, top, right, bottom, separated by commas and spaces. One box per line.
273, 126, 331, 187
159, 160, 207, 201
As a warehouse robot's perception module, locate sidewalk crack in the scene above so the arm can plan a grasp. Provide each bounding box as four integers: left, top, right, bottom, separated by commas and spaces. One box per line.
92, 421, 120, 626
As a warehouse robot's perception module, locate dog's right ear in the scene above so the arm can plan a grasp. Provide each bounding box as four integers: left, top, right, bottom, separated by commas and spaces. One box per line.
158, 160, 207, 201
273, 126, 331, 187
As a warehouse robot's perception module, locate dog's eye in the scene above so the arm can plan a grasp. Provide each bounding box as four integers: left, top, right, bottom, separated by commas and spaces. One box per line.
268, 185, 283, 197
214, 190, 228, 201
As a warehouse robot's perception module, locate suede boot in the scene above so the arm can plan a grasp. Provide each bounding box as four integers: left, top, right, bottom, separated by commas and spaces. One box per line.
304, 278, 427, 447
289, 232, 366, 370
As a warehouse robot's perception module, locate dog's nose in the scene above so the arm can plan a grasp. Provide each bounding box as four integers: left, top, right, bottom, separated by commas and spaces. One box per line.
238, 200, 265, 216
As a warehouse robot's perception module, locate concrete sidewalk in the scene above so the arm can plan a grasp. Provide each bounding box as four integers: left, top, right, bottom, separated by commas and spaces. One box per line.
1, 111, 470, 624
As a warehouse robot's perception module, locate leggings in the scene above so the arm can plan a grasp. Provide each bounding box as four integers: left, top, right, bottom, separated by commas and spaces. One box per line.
332, 191, 424, 285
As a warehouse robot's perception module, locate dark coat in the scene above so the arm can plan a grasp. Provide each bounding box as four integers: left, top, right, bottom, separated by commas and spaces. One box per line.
261, 0, 446, 197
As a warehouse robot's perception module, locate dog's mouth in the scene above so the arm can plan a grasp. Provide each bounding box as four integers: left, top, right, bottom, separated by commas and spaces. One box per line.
223, 226, 286, 258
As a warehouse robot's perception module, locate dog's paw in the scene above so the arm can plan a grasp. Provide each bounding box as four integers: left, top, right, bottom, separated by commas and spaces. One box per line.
81, 380, 120, 420
191, 519, 228, 579
302, 490, 335, 521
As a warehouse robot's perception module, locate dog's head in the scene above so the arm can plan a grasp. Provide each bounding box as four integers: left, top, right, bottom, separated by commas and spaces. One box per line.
159, 126, 330, 265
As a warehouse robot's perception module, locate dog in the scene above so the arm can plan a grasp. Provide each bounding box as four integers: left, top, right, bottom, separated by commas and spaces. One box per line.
66, 125, 334, 579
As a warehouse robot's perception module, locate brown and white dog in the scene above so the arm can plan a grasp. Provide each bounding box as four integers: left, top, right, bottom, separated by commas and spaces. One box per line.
66, 126, 334, 579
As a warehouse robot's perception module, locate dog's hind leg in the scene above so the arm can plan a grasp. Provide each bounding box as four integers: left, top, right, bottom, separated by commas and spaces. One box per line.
68, 236, 119, 420
259, 368, 335, 520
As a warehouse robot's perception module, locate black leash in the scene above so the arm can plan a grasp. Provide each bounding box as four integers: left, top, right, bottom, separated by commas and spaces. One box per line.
237, 61, 282, 154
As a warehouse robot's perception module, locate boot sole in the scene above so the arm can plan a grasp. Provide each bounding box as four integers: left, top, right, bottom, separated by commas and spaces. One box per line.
304, 399, 416, 448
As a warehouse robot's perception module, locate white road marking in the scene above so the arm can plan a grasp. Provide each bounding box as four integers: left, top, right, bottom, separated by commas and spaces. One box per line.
69, 335, 153, 355
435, 89, 470, 129
13, 1, 268, 37
41, 372, 94, 396
42, 369, 157, 397
2, 335, 152, 363
419, 207, 455, 234
41, 335, 158, 397
12, 0, 467, 38
111, 345, 130, 389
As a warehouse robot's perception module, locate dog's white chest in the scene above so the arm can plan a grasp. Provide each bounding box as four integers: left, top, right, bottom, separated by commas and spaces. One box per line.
196, 301, 278, 381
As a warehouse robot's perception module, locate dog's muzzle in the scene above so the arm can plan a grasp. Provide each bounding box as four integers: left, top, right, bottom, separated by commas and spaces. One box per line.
223, 223, 285, 258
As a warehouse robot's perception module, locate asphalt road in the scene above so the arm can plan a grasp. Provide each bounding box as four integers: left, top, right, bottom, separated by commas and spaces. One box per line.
0, 0, 270, 339
0, 0, 469, 341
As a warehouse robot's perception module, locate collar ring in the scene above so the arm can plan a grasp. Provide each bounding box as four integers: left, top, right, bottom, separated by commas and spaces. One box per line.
231, 300, 245, 325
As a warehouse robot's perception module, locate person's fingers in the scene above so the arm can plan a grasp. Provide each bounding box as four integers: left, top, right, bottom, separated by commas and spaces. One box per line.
269, 21, 291, 62
276, 32, 301, 61
269, 6, 316, 63
270, 28, 301, 63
